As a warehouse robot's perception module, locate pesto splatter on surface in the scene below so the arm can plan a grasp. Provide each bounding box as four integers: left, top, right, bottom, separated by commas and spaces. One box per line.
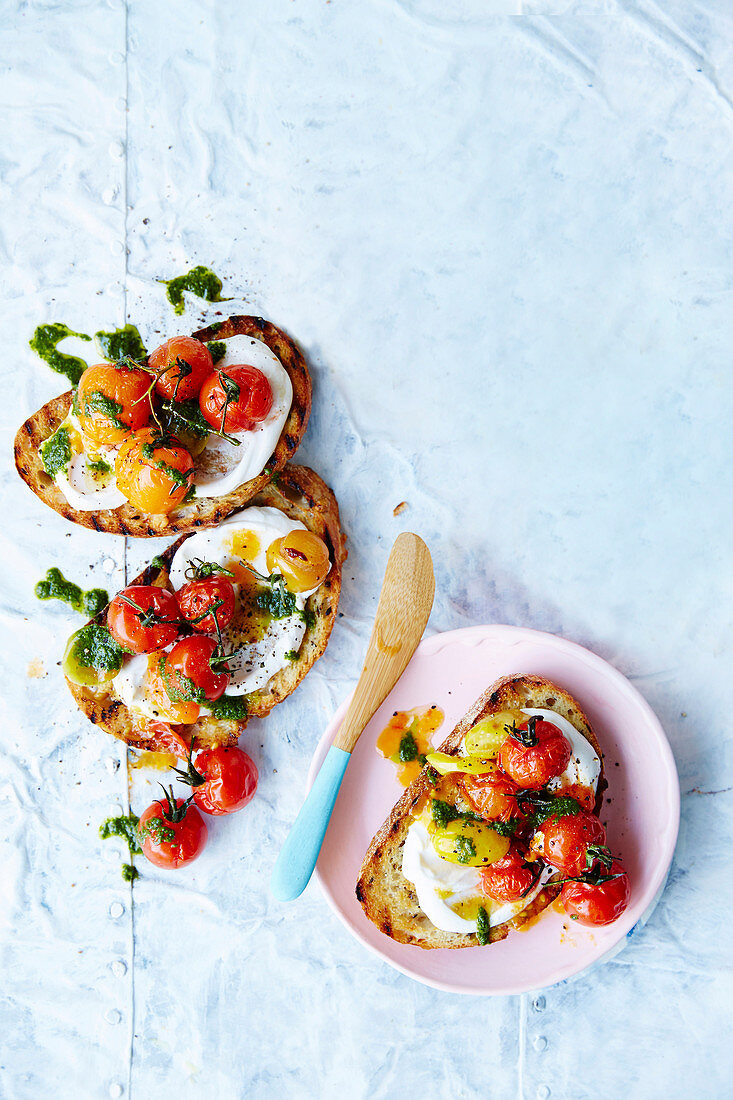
161, 266, 232, 315
100, 814, 142, 855
35, 567, 109, 616
95, 324, 147, 362
29, 323, 91, 385
100, 814, 142, 882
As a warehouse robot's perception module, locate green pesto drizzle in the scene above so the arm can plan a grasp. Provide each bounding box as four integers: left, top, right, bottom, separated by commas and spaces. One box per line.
35, 568, 109, 616
208, 695, 248, 721
40, 425, 72, 479
206, 340, 226, 364
160, 266, 232, 315
95, 324, 147, 362
29, 323, 91, 385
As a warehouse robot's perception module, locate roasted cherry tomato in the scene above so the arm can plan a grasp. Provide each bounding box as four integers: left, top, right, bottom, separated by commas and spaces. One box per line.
499, 717, 572, 790
77, 362, 153, 445
265, 529, 330, 593
186, 746, 259, 816
561, 858, 630, 925
553, 781, 596, 812
115, 427, 194, 514
149, 336, 214, 402
479, 847, 539, 903
529, 810, 607, 877
177, 576, 236, 635
459, 770, 523, 823
199, 365, 273, 434
135, 720, 192, 758
107, 584, 181, 653
138, 790, 207, 869
160, 635, 230, 704
145, 658, 200, 725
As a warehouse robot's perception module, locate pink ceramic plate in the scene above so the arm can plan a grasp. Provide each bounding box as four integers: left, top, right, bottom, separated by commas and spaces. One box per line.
310, 625, 679, 995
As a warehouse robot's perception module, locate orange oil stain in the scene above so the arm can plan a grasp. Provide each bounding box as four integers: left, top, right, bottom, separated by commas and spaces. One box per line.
229, 529, 261, 564
26, 658, 45, 679
130, 751, 177, 770
376, 705, 444, 786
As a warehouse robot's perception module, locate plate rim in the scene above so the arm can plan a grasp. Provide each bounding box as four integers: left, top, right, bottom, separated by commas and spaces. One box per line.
309, 623, 681, 996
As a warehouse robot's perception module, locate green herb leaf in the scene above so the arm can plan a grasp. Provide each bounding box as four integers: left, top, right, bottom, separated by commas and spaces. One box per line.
121, 863, 139, 883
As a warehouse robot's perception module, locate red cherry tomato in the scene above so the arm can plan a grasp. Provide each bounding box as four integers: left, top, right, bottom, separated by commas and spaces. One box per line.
459, 771, 523, 822
177, 576, 236, 635
499, 718, 572, 790
136, 720, 192, 759
561, 858, 630, 925
107, 585, 181, 653
479, 847, 539, 903
138, 794, 207, 869
529, 811, 606, 877
160, 635, 229, 704
553, 781, 596, 812
199, 365, 273, 433
149, 336, 214, 402
190, 746, 258, 816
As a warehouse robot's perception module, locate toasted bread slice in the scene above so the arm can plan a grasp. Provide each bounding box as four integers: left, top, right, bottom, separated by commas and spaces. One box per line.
14, 315, 311, 536
356, 674, 605, 949
66, 464, 346, 753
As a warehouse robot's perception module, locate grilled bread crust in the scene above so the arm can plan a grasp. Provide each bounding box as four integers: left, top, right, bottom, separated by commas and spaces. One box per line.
66, 464, 346, 753
14, 315, 311, 536
356, 675, 605, 949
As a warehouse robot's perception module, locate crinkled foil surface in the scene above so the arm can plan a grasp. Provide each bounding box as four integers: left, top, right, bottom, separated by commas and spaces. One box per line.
1, 1, 732, 1097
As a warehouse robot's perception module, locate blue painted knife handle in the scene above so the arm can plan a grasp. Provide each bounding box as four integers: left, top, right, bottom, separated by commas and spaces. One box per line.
270, 745, 351, 902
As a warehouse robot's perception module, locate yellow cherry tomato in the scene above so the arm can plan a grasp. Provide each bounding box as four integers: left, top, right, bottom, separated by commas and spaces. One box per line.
463, 710, 525, 758
115, 428, 194, 514
77, 362, 153, 445
431, 819, 511, 867
265, 529, 330, 592
426, 752, 497, 776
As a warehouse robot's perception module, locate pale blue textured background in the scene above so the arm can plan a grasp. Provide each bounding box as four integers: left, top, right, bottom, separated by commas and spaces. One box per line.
1, 1, 732, 1098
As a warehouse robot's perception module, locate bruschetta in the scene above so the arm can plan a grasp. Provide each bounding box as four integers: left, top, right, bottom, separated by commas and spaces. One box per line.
14, 315, 311, 536
356, 674, 630, 947
64, 465, 346, 754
